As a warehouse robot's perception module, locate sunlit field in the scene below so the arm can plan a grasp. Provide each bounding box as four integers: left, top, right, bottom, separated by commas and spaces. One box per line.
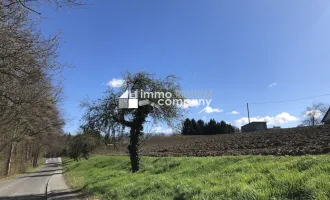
63, 155, 330, 200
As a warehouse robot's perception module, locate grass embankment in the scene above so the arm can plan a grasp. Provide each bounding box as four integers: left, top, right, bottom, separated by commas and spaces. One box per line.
63, 155, 330, 200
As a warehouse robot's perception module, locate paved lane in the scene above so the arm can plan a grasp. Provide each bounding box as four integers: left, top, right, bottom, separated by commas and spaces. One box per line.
0, 158, 82, 200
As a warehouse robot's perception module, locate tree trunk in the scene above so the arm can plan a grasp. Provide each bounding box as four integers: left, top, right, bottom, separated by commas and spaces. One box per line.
128, 127, 140, 173
127, 108, 147, 173
13, 143, 17, 173
121, 125, 124, 144
33, 156, 38, 168
4, 142, 14, 176
20, 143, 24, 172
26, 143, 29, 163
33, 150, 40, 168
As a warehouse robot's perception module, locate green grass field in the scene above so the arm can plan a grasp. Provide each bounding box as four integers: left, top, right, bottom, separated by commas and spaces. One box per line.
63, 155, 330, 200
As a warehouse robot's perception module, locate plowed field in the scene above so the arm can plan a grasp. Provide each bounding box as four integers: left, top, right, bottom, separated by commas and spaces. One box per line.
141, 125, 330, 156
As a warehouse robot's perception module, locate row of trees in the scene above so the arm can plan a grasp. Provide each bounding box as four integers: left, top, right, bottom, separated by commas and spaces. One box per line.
0, 0, 81, 177
182, 118, 238, 135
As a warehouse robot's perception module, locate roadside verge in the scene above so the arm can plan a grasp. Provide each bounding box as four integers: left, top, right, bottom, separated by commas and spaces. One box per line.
46, 157, 83, 200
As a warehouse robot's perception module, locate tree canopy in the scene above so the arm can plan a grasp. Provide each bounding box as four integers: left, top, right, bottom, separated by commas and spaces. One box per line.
301, 102, 329, 127
82, 72, 183, 172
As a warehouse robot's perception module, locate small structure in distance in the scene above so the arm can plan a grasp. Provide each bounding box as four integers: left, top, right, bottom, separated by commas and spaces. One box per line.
241, 122, 267, 132
321, 107, 330, 124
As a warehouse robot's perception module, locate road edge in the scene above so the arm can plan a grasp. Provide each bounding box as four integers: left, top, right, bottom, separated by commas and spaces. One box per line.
45, 157, 60, 200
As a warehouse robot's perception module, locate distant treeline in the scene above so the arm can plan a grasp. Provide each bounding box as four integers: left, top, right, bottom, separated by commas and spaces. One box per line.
182, 118, 239, 135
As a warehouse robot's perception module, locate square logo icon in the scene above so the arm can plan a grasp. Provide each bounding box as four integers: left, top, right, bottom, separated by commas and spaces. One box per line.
119, 99, 129, 109
128, 99, 138, 108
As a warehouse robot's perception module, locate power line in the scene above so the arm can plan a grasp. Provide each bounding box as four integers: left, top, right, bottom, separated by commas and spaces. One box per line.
225, 93, 330, 112
249, 93, 330, 105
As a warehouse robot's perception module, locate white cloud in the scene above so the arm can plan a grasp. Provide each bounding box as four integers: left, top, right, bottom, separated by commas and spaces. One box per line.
305, 109, 323, 118
107, 78, 125, 88
199, 106, 223, 114
182, 99, 200, 109
231, 110, 240, 115
268, 82, 277, 88
153, 126, 173, 134
235, 112, 299, 127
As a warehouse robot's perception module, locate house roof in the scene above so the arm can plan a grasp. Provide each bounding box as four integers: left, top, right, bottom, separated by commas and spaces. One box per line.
242, 121, 267, 127
321, 107, 330, 122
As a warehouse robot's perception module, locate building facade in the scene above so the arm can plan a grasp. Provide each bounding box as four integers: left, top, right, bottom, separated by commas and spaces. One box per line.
322, 107, 330, 124
241, 122, 267, 132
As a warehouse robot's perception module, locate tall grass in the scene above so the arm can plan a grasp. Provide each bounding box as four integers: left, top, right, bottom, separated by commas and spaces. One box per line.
63, 155, 330, 200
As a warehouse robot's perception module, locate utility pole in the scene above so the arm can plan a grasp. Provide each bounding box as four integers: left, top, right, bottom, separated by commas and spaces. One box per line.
247, 103, 250, 124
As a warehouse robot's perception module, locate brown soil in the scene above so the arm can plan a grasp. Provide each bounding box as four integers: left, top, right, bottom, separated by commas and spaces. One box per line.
140, 125, 330, 156
102, 125, 330, 157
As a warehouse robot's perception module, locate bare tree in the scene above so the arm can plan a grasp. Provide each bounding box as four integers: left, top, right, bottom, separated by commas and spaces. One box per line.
302, 102, 329, 127
82, 72, 183, 172
0, 0, 66, 176
1, 0, 84, 15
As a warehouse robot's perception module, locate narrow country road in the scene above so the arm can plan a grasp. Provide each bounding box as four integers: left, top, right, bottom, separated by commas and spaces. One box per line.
0, 158, 82, 200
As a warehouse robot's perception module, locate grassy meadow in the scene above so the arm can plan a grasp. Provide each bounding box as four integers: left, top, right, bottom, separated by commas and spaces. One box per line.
63, 155, 330, 200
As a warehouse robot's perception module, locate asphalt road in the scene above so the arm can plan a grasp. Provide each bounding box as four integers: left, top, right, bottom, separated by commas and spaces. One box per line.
0, 158, 82, 200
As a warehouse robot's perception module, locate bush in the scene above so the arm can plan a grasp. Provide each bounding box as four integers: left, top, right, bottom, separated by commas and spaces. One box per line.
68, 134, 100, 161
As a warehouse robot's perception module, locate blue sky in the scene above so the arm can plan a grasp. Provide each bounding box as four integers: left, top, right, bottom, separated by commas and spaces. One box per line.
37, 0, 330, 133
